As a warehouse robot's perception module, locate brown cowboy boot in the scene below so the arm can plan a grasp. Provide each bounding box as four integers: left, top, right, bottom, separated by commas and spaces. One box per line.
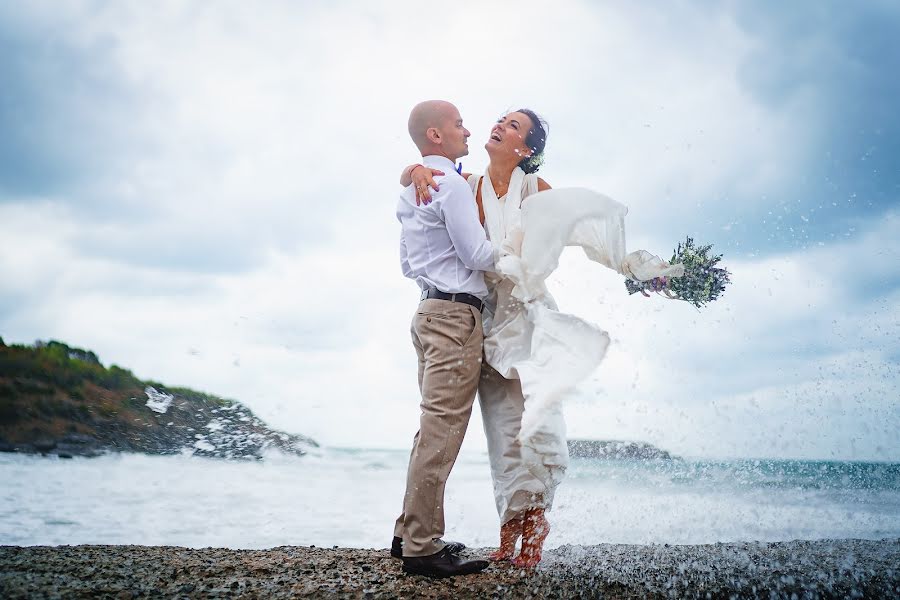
488, 517, 523, 561
512, 508, 549, 567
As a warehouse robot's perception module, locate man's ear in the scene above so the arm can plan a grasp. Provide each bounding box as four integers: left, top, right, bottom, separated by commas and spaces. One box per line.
427, 127, 441, 144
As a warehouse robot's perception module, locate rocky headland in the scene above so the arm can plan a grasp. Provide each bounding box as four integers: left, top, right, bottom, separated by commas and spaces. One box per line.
568, 439, 678, 460
0, 339, 317, 459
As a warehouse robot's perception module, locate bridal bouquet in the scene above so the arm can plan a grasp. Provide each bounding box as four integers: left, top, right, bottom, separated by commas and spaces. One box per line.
625, 237, 731, 308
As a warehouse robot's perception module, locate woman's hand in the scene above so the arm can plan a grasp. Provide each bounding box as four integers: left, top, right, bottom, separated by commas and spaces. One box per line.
640, 276, 668, 297
411, 167, 442, 205
400, 164, 444, 204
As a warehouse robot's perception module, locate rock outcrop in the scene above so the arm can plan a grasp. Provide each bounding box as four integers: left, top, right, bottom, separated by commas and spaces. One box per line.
567, 439, 678, 460
0, 340, 317, 459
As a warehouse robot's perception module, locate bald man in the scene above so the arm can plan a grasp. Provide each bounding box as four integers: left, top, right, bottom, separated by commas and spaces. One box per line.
392, 101, 494, 578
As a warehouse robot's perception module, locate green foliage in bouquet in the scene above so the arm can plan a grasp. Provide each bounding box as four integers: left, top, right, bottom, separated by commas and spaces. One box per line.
625, 236, 731, 309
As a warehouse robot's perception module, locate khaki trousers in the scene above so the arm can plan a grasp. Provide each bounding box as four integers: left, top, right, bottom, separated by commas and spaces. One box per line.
394, 298, 484, 557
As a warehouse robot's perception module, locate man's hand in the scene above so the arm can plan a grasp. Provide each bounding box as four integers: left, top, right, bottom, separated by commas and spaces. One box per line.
412, 167, 443, 206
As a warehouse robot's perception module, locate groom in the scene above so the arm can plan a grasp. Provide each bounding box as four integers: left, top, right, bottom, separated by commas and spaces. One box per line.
392, 100, 495, 578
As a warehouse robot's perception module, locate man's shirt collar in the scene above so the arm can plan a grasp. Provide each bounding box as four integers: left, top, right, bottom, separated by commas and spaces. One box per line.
422, 155, 458, 173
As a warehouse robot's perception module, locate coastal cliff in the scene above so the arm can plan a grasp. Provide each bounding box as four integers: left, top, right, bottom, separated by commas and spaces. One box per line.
0, 339, 317, 459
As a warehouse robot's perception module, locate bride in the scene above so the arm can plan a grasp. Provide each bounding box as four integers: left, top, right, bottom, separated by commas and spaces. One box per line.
401, 109, 681, 566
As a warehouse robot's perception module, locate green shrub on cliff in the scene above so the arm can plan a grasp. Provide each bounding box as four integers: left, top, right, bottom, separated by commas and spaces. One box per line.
0, 340, 148, 438
0, 340, 141, 393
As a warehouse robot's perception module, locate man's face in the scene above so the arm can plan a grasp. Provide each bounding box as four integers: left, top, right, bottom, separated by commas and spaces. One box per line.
439, 107, 471, 160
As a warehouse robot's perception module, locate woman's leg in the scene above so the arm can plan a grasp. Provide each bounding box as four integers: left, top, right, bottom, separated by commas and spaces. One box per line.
513, 507, 551, 567
489, 515, 523, 561
478, 361, 547, 559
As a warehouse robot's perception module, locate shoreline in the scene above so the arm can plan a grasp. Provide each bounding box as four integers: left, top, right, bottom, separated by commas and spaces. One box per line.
2, 539, 898, 598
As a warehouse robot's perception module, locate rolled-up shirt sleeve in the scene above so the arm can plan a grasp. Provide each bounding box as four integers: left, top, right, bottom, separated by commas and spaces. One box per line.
440, 180, 496, 272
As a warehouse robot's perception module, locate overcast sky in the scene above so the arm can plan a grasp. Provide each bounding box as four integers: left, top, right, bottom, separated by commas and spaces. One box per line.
1, 0, 897, 461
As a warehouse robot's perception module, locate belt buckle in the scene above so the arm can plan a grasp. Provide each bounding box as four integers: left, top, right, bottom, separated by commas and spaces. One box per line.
420, 289, 429, 301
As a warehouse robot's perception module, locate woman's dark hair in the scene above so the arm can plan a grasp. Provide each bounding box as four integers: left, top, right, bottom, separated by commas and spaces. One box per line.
516, 108, 548, 174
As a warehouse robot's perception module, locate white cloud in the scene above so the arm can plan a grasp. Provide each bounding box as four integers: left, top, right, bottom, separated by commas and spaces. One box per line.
1, 1, 898, 459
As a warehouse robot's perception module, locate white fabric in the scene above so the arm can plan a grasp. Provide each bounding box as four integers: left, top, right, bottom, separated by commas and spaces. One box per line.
471, 168, 685, 516
477, 362, 547, 524
397, 155, 495, 299
471, 169, 554, 522
479, 167, 530, 266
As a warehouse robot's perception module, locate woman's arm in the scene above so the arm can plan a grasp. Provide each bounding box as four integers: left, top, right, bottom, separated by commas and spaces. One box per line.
402, 166, 472, 186
475, 177, 485, 226
401, 164, 441, 186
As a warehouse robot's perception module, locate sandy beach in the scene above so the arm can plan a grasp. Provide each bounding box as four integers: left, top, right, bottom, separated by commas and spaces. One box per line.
2, 539, 898, 599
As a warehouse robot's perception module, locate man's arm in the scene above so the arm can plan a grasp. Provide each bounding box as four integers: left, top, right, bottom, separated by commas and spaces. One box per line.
399, 229, 413, 278
440, 179, 495, 272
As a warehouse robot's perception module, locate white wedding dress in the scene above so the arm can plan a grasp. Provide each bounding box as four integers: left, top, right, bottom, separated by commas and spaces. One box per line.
471, 167, 683, 525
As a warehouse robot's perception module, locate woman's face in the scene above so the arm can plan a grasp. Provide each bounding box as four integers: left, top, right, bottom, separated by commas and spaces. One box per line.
485, 111, 534, 161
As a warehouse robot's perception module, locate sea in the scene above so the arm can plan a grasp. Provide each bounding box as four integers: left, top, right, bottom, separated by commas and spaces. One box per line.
2, 448, 899, 549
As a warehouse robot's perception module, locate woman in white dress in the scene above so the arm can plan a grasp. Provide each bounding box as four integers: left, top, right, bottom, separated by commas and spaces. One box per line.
401, 110, 682, 566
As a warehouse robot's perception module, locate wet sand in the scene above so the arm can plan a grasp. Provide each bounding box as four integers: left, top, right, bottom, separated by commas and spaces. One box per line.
2, 539, 898, 599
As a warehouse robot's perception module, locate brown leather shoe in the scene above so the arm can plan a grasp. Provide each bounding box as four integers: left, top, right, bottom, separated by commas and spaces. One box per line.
402, 546, 489, 578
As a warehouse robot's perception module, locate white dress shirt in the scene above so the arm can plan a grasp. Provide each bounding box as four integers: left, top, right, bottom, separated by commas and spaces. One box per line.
397, 155, 495, 299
